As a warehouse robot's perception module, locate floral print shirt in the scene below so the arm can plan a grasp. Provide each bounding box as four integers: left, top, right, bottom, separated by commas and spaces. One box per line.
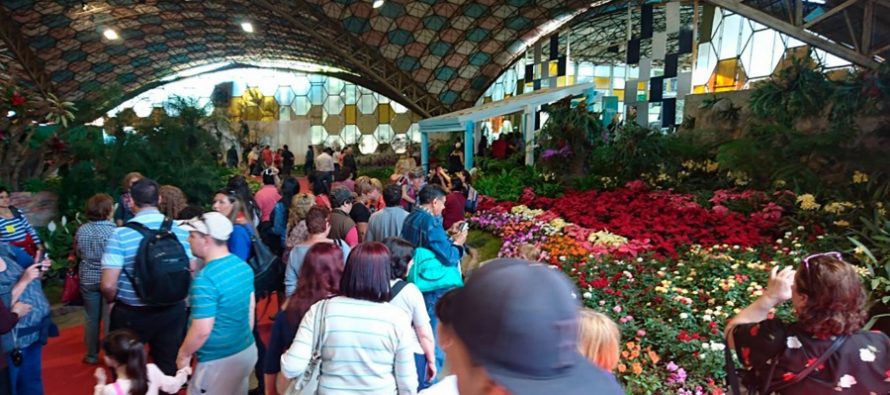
732, 319, 890, 394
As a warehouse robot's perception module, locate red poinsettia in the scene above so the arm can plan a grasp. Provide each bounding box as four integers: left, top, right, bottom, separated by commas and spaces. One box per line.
10, 92, 26, 107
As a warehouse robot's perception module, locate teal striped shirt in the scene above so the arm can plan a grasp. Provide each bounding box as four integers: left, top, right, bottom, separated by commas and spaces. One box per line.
280, 296, 418, 394
189, 253, 255, 362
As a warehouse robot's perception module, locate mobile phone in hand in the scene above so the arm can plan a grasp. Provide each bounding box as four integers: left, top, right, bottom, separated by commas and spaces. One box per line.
459, 222, 469, 232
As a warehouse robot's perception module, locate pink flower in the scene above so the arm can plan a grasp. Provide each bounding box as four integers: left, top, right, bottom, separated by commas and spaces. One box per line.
636, 329, 647, 337
612, 305, 622, 313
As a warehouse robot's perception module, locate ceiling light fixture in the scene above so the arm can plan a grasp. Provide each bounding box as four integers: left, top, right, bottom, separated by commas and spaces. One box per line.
372, 0, 384, 8
241, 22, 254, 33
103, 28, 120, 40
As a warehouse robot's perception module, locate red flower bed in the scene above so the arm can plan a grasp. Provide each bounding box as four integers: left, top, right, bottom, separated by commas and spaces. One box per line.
509, 183, 783, 257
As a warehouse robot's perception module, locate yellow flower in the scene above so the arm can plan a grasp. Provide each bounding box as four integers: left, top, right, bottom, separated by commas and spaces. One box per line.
588, 230, 628, 248
682, 160, 696, 170
823, 201, 855, 215
833, 220, 850, 227
704, 160, 719, 173
796, 194, 821, 210
852, 171, 869, 184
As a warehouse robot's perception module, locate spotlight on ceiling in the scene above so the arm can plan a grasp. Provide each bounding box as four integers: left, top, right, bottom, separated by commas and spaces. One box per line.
372, 0, 384, 8
241, 22, 254, 33
103, 28, 120, 40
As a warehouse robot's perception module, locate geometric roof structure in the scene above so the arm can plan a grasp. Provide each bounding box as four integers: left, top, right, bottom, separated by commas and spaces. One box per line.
0, 0, 593, 118
2, 0, 886, 120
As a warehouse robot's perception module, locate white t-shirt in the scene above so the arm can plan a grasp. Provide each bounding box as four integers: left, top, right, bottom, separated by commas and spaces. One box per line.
420, 375, 459, 395
389, 279, 431, 354
94, 363, 190, 395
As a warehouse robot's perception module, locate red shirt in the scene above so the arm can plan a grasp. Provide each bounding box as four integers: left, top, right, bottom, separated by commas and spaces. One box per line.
261, 148, 273, 166
442, 191, 467, 230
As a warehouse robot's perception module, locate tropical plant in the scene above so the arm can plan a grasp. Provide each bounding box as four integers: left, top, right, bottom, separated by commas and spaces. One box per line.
0, 83, 77, 188
537, 97, 603, 179
847, 211, 890, 305
749, 52, 832, 127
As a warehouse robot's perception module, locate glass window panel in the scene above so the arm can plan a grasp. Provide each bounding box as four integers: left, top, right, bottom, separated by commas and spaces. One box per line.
595, 65, 611, 76
613, 77, 626, 89
359, 135, 379, 154
309, 84, 325, 105
310, 125, 327, 145
358, 95, 377, 114
718, 14, 743, 59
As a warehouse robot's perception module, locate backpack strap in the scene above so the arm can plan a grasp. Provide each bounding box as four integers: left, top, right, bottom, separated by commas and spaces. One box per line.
123, 221, 151, 237
8, 207, 22, 220
390, 280, 408, 301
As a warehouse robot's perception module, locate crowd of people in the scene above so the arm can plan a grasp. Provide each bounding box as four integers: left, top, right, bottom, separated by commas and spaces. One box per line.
0, 139, 885, 395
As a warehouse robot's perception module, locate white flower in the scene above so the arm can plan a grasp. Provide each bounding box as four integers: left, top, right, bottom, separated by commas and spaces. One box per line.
582, 292, 592, 300
702, 342, 711, 350
679, 313, 689, 319
702, 314, 713, 322
837, 374, 857, 388
786, 336, 803, 349
859, 347, 876, 362
47, 221, 57, 233
711, 342, 725, 351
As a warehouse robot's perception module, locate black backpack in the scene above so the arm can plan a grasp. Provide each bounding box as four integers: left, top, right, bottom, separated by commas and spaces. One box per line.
123, 220, 192, 306
247, 228, 283, 298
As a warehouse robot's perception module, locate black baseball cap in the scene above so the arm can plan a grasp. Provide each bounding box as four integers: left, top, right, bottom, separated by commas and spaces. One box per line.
441, 259, 624, 395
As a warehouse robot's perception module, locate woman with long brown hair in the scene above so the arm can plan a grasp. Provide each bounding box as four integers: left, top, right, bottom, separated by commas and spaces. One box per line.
726, 252, 890, 394
263, 242, 344, 395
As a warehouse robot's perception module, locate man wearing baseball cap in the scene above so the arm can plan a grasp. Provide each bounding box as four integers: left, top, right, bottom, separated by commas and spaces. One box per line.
438, 258, 624, 395
176, 212, 258, 395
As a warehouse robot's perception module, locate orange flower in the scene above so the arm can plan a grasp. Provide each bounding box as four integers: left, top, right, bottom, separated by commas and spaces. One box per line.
631, 362, 643, 375
617, 363, 627, 373
647, 348, 661, 365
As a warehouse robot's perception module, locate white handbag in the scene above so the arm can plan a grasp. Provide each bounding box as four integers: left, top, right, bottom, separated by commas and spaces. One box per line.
285, 299, 329, 395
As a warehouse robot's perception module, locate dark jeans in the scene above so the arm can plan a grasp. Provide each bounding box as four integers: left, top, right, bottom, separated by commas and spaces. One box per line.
109, 301, 187, 376
6, 342, 42, 395
414, 353, 431, 391
253, 326, 266, 393
0, 366, 10, 395
422, 288, 453, 378
80, 282, 107, 362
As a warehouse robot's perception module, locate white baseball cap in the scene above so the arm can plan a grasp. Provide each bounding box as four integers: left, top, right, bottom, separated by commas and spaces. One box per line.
180, 212, 233, 241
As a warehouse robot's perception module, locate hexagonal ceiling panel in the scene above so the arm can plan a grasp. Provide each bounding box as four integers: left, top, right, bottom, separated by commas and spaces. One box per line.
1, 0, 592, 116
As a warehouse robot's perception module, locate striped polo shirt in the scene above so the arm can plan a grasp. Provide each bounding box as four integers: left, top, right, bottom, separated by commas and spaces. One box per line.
100, 209, 193, 306
189, 253, 255, 362
280, 296, 418, 394
0, 208, 42, 245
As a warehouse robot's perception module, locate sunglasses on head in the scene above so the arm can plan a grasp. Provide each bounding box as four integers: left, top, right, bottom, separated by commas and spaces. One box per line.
801, 251, 843, 272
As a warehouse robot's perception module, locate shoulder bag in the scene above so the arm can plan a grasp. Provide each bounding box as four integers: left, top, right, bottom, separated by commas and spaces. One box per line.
286, 298, 330, 395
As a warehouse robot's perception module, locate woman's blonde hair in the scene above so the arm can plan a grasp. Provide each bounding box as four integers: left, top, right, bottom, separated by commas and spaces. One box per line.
158, 185, 187, 219
578, 308, 620, 372
288, 193, 316, 231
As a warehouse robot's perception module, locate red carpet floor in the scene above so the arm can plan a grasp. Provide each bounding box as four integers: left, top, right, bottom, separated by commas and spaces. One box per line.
44, 298, 278, 394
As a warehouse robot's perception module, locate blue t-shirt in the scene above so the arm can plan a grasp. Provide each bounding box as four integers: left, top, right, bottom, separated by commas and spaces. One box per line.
228, 224, 252, 262
189, 253, 255, 362
101, 209, 194, 306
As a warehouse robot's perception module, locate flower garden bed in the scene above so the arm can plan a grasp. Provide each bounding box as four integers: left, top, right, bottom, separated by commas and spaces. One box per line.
467, 182, 860, 394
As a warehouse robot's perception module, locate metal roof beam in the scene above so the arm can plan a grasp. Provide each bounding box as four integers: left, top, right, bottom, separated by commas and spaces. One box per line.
802, 0, 860, 29
254, 0, 446, 117
0, 7, 58, 98
705, 0, 880, 68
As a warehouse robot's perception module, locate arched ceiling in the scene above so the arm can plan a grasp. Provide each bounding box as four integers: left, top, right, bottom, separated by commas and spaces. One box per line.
0, 0, 593, 118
